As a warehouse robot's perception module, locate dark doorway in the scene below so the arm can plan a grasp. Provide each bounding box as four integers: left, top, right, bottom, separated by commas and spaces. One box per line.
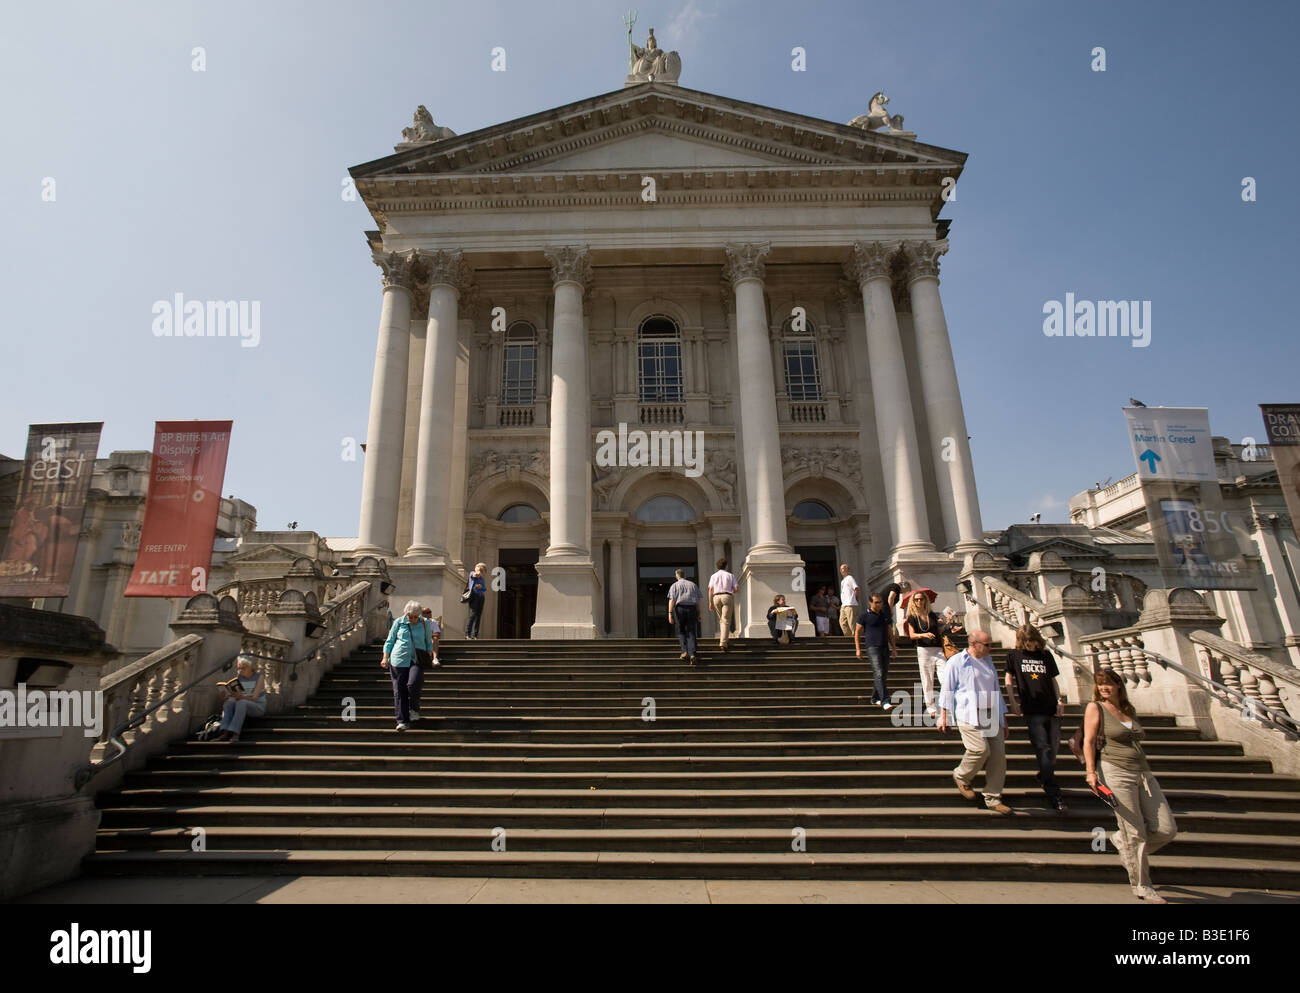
795, 544, 838, 631
636, 547, 697, 638
497, 547, 539, 638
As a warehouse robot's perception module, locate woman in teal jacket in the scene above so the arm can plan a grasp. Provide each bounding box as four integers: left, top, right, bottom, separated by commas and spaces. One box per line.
382, 600, 432, 730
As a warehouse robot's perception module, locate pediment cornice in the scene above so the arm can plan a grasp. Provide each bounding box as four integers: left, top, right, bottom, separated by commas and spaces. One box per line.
351, 84, 965, 224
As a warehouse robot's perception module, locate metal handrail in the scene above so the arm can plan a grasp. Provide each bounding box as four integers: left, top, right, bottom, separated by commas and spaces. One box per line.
963, 585, 1299, 740
75, 597, 385, 789
75, 648, 240, 789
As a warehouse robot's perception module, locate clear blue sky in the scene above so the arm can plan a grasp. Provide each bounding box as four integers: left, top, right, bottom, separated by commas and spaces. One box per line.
2, 0, 1296, 536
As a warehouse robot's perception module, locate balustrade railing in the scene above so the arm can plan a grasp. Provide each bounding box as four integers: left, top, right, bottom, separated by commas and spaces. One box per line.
1190, 631, 1300, 735
639, 403, 684, 425
76, 580, 385, 790
789, 402, 827, 423
499, 406, 534, 427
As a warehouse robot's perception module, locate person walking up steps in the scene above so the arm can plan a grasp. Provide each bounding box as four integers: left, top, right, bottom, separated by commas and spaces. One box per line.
667, 568, 702, 665
707, 557, 737, 652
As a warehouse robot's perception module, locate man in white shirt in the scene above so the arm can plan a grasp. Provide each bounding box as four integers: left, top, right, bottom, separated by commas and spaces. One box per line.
706, 557, 737, 652
938, 629, 1013, 815
838, 563, 860, 639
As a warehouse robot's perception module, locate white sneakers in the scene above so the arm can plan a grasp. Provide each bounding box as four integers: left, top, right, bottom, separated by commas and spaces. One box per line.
395, 722, 409, 731
410, 710, 421, 722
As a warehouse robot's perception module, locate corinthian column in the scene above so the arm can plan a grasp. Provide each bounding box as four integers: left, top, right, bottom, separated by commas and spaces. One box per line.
903, 240, 984, 552
724, 243, 810, 637
408, 250, 472, 557
532, 246, 599, 639
357, 250, 421, 556
846, 242, 933, 556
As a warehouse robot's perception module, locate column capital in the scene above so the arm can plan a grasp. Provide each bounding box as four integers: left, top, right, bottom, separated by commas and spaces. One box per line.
419, 249, 474, 296
844, 241, 900, 286
544, 245, 593, 290
901, 239, 950, 285
722, 242, 770, 286
372, 249, 423, 292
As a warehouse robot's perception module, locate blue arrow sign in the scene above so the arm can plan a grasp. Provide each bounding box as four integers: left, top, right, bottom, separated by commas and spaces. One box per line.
1139, 449, 1162, 472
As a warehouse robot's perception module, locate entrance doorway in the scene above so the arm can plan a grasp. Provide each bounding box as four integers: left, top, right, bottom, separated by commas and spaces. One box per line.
795, 544, 838, 632
496, 547, 539, 638
636, 546, 697, 638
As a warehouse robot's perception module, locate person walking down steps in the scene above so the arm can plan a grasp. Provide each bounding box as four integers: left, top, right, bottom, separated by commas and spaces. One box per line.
381, 600, 432, 731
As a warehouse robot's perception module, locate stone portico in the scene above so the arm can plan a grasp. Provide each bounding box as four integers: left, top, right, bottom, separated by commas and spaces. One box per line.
349, 73, 982, 638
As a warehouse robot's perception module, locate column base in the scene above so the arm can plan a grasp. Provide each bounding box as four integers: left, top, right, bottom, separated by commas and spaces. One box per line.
532, 556, 599, 640
384, 558, 468, 637
353, 543, 396, 559
870, 553, 968, 625
891, 540, 939, 560
739, 550, 814, 639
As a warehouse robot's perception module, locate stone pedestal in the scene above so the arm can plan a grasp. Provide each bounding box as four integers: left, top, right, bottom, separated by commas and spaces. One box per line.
385, 558, 467, 637
532, 557, 600, 639
740, 552, 813, 639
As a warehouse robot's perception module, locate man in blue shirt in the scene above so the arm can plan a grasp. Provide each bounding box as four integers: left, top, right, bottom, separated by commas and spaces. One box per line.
938, 629, 1013, 814
667, 569, 702, 665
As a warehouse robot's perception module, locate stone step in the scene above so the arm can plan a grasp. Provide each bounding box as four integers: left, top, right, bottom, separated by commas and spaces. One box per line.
92, 825, 1300, 860
210, 722, 1206, 743
98, 785, 1300, 813
78, 849, 1300, 887
97, 804, 1300, 837
149, 752, 1272, 776
117, 767, 1300, 793
165, 737, 1239, 757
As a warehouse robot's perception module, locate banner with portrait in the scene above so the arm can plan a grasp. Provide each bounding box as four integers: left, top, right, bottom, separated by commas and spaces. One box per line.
0, 423, 103, 598
125, 421, 233, 597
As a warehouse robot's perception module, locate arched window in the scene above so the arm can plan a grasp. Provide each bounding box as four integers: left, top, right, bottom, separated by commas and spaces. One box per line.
781, 316, 822, 401
635, 495, 695, 522
498, 504, 540, 523
792, 500, 835, 521
637, 315, 683, 403
502, 321, 536, 406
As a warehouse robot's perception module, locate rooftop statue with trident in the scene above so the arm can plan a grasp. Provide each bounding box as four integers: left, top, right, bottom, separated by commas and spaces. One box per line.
624, 9, 682, 84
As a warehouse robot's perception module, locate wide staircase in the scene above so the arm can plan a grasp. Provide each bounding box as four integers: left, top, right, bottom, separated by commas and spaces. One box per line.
85, 638, 1300, 886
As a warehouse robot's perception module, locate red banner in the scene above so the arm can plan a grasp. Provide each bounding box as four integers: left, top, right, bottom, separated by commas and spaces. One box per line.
125, 421, 233, 597
0, 422, 103, 598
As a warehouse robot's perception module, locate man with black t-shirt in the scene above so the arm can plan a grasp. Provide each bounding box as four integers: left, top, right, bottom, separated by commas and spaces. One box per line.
855, 594, 895, 709
1005, 625, 1067, 811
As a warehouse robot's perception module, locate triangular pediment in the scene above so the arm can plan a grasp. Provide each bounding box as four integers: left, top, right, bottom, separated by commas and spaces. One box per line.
221, 543, 305, 565
512, 125, 810, 171
352, 83, 965, 182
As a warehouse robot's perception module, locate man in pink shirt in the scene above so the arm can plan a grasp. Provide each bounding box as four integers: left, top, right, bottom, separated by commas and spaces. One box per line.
707, 557, 737, 652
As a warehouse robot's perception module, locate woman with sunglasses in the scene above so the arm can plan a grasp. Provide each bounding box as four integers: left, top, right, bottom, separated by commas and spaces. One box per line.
1083, 668, 1178, 903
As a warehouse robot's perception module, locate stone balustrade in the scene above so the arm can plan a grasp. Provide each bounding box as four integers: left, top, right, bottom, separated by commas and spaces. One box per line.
1191, 630, 1299, 732
639, 403, 684, 425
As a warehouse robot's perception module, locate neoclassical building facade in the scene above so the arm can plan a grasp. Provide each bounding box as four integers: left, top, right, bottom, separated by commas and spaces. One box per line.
348, 73, 982, 639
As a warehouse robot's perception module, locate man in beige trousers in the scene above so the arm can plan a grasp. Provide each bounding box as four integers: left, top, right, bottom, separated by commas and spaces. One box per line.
707, 557, 737, 652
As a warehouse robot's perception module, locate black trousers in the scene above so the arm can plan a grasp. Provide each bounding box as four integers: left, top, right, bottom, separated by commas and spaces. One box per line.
1025, 713, 1062, 797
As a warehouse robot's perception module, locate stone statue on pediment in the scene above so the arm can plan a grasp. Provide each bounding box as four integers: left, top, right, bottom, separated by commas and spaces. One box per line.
399, 105, 456, 145
848, 92, 906, 133
625, 23, 681, 84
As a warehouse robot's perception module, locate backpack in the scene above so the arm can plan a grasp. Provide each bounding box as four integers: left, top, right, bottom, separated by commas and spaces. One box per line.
194, 713, 224, 741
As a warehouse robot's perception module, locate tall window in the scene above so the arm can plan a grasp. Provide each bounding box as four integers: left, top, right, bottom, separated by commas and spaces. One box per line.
502, 321, 536, 406
781, 316, 822, 401
637, 315, 683, 403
